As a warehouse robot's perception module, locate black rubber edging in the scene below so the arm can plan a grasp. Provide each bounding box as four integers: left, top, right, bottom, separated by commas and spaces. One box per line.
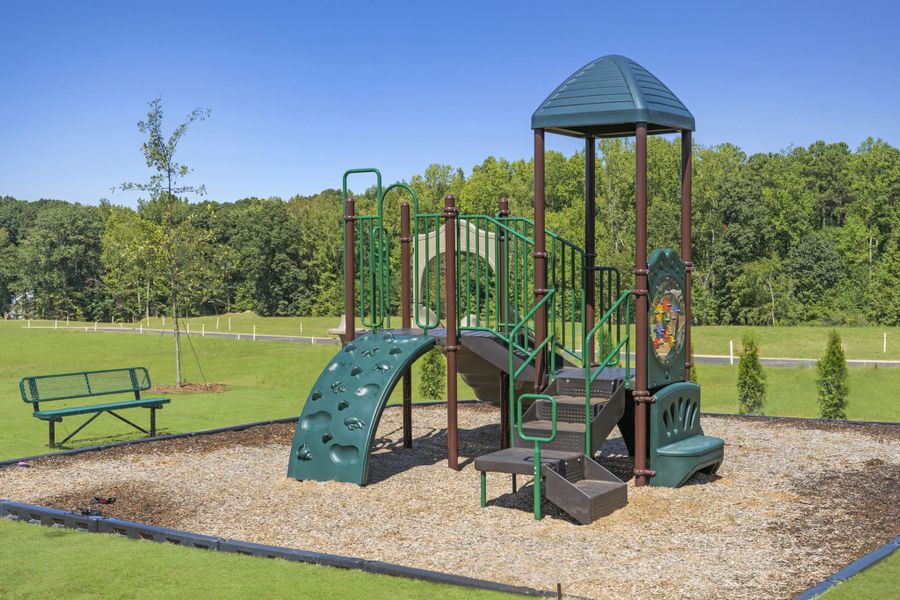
0, 500, 555, 598
0, 400, 483, 469
793, 535, 900, 599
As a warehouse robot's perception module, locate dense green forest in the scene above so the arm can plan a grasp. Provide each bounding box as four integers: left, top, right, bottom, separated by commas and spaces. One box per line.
1, 136, 897, 326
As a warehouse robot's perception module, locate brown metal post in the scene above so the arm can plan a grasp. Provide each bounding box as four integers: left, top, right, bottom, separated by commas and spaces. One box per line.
584, 135, 596, 365
533, 129, 548, 391
633, 123, 651, 486
344, 196, 356, 344
498, 196, 510, 448
400, 202, 413, 448
681, 131, 693, 381
443, 194, 459, 470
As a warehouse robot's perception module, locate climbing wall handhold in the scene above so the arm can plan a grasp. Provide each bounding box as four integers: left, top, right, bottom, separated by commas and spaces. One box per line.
344, 417, 366, 430
296, 443, 312, 461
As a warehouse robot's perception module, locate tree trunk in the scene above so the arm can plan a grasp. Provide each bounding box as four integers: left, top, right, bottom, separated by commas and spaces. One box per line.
767, 275, 776, 326
172, 292, 182, 387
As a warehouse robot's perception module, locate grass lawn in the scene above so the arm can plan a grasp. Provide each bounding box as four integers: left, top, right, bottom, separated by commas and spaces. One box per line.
0, 321, 475, 460
0, 519, 513, 600
695, 362, 900, 422
820, 551, 900, 600
21, 315, 900, 360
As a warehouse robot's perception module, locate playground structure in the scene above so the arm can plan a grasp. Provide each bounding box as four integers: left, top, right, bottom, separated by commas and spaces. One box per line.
288, 55, 724, 523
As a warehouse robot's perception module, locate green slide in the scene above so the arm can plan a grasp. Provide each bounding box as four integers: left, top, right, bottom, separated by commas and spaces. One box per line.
287, 331, 436, 485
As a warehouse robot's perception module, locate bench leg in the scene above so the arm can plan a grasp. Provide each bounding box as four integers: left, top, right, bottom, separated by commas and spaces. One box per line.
150, 407, 156, 437
49, 420, 56, 449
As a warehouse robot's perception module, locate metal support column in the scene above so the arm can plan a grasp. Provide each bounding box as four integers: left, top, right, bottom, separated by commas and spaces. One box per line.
584, 135, 597, 365
444, 194, 459, 470
634, 123, 651, 486
344, 196, 356, 345
681, 131, 693, 381
498, 196, 511, 449
400, 202, 413, 448
533, 129, 548, 391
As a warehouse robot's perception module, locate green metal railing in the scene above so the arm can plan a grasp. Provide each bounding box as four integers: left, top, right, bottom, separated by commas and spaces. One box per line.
517, 393, 557, 520
507, 290, 557, 448
582, 290, 633, 456
499, 218, 586, 364
412, 212, 444, 332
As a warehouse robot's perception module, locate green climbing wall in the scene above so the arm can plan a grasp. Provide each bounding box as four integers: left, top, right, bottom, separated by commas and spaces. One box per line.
287, 331, 436, 485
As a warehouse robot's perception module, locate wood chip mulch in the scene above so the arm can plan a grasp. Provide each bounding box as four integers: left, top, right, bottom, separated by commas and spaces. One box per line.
1, 405, 898, 600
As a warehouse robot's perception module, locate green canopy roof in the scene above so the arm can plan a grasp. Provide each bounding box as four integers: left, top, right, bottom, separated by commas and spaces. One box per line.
531, 55, 694, 138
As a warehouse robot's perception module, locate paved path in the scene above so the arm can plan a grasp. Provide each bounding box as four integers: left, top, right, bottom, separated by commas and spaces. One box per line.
21, 325, 899, 367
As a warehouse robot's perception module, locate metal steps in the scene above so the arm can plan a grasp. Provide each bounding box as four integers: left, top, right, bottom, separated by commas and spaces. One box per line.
544, 455, 627, 525
474, 449, 627, 525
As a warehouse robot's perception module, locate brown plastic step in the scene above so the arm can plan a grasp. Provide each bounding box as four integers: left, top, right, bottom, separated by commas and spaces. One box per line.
516, 420, 586, 453
534, 395, 608, 424
474, 447, 583, 479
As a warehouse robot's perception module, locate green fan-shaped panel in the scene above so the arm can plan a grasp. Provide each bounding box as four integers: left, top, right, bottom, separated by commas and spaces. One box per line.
287, 331, 436, 485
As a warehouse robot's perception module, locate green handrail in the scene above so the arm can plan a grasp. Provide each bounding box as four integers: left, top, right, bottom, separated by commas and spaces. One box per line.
517, 393, 557, 520
507, 289, 556, 448
582, 290, 633, 456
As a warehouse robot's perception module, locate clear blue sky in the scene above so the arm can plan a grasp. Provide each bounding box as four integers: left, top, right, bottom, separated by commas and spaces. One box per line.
1, 1, 897, 206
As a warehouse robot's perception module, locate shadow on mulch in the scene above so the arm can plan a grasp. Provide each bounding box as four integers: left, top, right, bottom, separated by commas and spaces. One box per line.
39, 480, 197, 529
774, 456, 900, 561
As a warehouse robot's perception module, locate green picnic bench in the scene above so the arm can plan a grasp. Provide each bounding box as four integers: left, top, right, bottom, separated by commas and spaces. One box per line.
19, 367, 170, 448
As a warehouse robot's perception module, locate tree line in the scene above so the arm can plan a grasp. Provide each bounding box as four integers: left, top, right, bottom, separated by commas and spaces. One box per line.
0, 137, 897, 326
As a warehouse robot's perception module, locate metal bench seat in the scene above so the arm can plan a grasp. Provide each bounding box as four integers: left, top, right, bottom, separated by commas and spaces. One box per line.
19, 367, 170, 448
33, 398, 170, 420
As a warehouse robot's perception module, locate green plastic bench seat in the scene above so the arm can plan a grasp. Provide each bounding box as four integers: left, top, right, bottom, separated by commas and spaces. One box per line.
33, 398, 170, 420
649, 382, 724, 487
657, 435, 724, 457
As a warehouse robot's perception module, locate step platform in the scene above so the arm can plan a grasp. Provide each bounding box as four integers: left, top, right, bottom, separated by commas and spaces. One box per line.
475, 448, 627, 524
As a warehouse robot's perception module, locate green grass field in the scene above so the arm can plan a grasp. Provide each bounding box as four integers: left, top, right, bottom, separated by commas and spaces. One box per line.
0, 321, 477, 459
0, 519, 512, 600
21, 315, 900, 360
820, 551, 900, 599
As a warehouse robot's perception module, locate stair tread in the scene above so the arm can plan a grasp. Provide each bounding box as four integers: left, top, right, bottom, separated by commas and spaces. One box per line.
522, 420, 586, 433
552, 395, 609, 406
474, 447, 582, 476
573, 479, 625, 496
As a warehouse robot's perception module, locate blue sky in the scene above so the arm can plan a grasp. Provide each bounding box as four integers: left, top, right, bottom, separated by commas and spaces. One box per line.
1, 1, 897, 206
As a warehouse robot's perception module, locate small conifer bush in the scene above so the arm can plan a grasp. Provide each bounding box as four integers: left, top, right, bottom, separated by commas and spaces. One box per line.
817, 330, 849, 420
737, 334, 766, 415
419, 348, 445, 400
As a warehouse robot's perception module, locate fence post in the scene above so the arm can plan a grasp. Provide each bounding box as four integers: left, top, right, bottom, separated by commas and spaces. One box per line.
253, 325, 257, 341
884, 332, 887, 354
730, 340, 734, 365
140, 323, 143, 334
216, 317, 220, 330
228, 317, 231, 331
94, 321, 97, 331
202, 324, 205, 337
54, 319, 58, 329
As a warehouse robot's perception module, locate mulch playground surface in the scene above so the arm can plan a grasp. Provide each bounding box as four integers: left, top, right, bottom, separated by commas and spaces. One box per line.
1, 404, 898, 599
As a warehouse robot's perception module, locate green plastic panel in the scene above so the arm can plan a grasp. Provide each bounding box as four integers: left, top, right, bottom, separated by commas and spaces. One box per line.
647, 248, 686, 391
531, 55, 695, 138
287, 331, 436, 485
649, 382, 724, 487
